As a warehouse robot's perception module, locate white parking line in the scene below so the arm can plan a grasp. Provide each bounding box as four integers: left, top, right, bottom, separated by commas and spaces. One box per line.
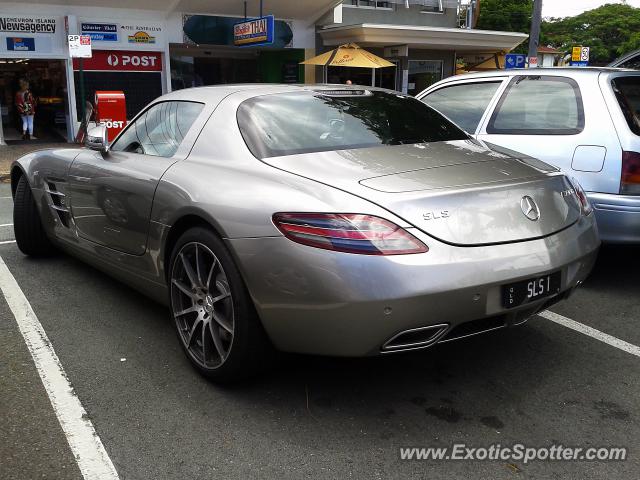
0, 256, 120, 480
0, 223, 13, 227
540, 310, 640, 358
0, 196, 12, 199
0, 240, 16, 245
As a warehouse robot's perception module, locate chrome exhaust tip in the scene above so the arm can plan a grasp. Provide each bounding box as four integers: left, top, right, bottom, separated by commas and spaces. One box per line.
381, 324, 449, 352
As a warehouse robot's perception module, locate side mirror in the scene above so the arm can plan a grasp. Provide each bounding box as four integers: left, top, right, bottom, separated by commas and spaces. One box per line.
86, 125, 109, 153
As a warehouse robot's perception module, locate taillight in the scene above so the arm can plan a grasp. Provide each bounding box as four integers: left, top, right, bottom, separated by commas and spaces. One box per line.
568, 177, 593, 216
272, 213, 428, 255
622, 151, 640, 195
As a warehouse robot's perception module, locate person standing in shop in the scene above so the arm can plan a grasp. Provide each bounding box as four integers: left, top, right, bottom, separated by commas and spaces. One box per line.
15, 79, 37, 140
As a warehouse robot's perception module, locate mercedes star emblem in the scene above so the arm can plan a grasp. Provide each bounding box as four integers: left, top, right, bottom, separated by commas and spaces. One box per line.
521, 196, 540, 221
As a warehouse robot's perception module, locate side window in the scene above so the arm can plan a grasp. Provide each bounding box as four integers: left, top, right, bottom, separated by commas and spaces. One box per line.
111, 101, 204, 157
422, 81, 502, 133
611, 76, 640, 136
487, 76, 584, 135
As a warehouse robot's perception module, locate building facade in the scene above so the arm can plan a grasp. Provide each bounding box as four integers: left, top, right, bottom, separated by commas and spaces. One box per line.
0, 1, 330, 143
0, 1, 527, 143
316, 0, 527, 94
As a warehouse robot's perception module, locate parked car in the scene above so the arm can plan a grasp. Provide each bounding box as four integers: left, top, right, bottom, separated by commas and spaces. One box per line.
12, 85, 599, 382
417, 68, 640, 243
609, 49, 640, 69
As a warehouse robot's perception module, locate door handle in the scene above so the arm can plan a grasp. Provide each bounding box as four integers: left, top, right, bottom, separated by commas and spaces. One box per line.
69, 175, 92, 183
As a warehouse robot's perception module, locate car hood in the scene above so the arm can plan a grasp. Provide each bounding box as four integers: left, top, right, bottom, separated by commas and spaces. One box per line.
262, 140, 582, 246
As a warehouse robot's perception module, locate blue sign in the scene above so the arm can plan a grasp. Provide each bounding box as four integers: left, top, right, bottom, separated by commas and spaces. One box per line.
81, 23, 118, 42
85, 32, 118, 41
233, 15, 274, 47
570, 61, 589, 67
6, 37, 35, 51
505, 53, 527, 69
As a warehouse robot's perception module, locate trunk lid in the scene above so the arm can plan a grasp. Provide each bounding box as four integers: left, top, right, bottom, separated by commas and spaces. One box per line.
262, 140, 582, 246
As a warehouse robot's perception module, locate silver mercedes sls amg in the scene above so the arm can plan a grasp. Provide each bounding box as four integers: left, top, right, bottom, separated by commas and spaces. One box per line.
11, 85, 600, 382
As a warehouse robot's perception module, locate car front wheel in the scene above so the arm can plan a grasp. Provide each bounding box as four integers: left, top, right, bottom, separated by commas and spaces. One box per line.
13, 175, 54, 256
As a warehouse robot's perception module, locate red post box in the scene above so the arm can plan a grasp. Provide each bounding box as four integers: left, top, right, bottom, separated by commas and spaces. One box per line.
94, 91, 127, 142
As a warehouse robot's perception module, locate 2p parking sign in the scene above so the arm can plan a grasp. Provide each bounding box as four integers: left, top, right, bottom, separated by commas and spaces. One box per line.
68, 34, 92, 58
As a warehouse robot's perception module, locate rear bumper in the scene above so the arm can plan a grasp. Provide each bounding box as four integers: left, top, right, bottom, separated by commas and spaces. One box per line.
229, 216, 600, 357
588, 192, 640, 244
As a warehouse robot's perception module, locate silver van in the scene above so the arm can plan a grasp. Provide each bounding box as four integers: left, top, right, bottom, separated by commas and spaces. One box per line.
417, 68, 640, 243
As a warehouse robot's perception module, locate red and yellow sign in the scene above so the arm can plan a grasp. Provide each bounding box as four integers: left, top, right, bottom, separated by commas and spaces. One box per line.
233, 15, 274, 47
128, 31, 155, 44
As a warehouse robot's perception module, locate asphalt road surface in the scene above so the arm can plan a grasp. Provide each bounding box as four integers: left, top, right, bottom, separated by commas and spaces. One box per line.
1, 181, 639, 480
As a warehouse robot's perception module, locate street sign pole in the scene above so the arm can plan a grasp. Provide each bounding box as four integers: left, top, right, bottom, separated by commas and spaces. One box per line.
527, 0, 543, 68
68, 34, 92, 142
0, 99, 5, 145
79, 58, 86, 128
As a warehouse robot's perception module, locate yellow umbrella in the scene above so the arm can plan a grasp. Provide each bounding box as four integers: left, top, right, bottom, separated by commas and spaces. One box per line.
301, 43, 395, 86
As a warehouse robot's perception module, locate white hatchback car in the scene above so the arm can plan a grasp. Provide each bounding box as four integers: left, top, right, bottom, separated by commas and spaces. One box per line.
418, 67, 640, 243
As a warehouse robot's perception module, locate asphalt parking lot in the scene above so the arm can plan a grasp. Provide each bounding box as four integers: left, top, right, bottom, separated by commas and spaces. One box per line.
0, 180, 639, 480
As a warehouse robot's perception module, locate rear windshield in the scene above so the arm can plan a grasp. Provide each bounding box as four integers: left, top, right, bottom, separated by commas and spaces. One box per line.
237, 90, 468, 158
611, 76, 640, 136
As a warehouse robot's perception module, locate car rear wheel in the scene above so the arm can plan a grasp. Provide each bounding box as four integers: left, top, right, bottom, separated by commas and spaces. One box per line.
169, 227, 273, 382
13, 175, 54, 256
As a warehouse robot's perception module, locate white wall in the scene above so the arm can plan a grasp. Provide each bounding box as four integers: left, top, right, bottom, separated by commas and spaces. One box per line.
541, 53, 555, 67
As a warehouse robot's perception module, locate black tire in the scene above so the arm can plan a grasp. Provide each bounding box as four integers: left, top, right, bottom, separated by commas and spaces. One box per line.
168, 226, 274, 382
13, 175, 54, 256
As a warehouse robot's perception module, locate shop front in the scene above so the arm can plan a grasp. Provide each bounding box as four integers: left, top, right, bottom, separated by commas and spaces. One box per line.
318, 23, 529, 94
0, 2, 334, 143
72, 50, 164, 120
74, 18, 166, 122
169, 14, 308, 90
0, 14, 72, 143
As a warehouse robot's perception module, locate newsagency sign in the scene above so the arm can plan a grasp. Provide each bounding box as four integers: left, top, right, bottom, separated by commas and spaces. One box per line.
233, 15, 274, 47
0, 16, 56, 34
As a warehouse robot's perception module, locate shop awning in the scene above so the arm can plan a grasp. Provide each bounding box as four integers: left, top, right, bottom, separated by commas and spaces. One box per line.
319, 24, 528, 53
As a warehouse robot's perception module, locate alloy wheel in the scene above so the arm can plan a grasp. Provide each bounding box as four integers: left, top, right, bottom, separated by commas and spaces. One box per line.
170, 242, 234, 369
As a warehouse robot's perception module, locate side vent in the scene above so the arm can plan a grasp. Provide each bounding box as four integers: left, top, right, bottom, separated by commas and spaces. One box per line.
46, 182, 70, 228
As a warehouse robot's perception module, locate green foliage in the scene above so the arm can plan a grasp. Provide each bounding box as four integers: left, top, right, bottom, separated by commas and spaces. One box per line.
476, 0, 533, 53
476, 1, 640, 64
476, 0, 533, 33
541, 4, 640, 64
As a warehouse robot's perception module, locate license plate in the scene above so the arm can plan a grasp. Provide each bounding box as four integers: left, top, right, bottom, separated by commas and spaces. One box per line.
502, 271, 562, 309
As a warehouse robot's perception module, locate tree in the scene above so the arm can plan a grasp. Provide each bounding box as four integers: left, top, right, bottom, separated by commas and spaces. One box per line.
541, 4, 640, 64
476, 0, 533, 34
475, 0, 532, 53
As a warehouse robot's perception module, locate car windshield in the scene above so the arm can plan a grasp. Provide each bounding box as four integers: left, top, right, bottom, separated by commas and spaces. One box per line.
611, 76, 640, 136
237, 90, 469, 158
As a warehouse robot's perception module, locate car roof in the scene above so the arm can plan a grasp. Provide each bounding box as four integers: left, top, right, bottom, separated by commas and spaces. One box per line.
441, 66, 640, 81
157, 84, 397, 103
609, 49, 640, 67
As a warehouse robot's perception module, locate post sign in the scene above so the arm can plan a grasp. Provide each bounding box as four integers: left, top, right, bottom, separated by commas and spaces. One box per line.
505, 53, 527, 69
68, 34, 92, 58
233, 15, 274, 47
72, 50, 162, 72
571, 46, 590, 66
